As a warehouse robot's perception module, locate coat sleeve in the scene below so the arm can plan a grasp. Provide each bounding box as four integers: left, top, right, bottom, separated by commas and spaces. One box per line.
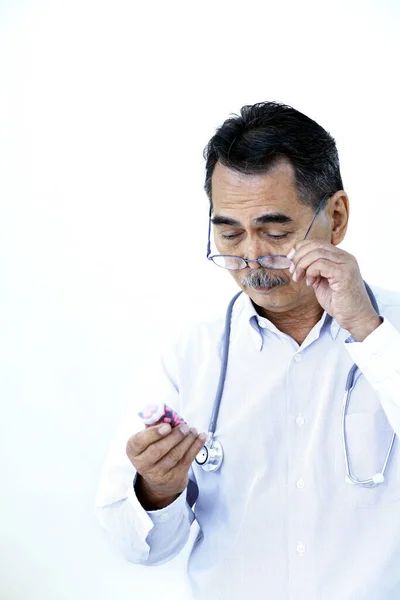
345, 316, 400, 435
94, 340, 200, 565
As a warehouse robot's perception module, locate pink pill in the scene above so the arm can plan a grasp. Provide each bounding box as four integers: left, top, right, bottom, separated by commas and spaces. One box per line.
138, 402, 185, 427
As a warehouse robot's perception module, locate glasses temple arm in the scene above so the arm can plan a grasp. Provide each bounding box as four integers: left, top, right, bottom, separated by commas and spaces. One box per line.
303, 193, 331, 241
206, 205, 212, 258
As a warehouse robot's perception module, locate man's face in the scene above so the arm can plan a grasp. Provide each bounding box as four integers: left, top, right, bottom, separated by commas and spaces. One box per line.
210, 159, 331, 313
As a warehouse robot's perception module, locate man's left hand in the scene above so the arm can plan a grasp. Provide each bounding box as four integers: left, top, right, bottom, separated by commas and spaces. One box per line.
287, 241, 382, 342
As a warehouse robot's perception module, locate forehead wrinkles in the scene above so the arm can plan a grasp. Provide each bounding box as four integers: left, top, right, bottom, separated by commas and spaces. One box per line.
213, 194, 299, 223
211, 161, 300, 216
213, 172, 283, 205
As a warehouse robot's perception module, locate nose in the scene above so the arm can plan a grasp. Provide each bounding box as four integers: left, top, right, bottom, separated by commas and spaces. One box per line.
244, 237, 267, 269
247, 258, 261, 270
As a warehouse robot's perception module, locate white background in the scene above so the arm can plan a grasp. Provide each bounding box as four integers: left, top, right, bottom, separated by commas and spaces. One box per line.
1, 1, 399, 598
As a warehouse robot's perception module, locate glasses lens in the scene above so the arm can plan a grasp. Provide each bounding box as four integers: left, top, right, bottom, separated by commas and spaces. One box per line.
258, 255, 291, 269
211, 255, 246, 270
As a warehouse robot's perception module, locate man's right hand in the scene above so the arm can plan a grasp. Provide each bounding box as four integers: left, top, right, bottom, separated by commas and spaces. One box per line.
126, 422, 207, 510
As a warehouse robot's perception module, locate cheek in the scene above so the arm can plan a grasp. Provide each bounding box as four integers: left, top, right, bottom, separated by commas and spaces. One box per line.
215, 237, 229, 254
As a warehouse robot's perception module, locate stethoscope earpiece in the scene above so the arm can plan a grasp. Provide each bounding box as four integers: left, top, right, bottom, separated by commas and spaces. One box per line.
372, 473, 385, 485
345, 472, 386, 487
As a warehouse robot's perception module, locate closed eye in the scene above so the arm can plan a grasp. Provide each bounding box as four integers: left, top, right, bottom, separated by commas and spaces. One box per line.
221, 233, 241, 240
220, 232, 290, 241
268, 233, 289, 240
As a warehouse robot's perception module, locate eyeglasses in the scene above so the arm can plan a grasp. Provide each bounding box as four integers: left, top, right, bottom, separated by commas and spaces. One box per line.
206, 193, 331, 271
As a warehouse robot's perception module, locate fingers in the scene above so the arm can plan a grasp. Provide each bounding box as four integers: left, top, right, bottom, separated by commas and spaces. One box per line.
288, 243, 351, 284
291, 250, 344, 283
299, 258, 342, 285
153, 428, 207, 474
127, 423, 207, 474
289, 240, 347, 266
126, 422, 188, 460
304, 274, 321, 287
179, 433, 208, 469
143, 426, 198, 470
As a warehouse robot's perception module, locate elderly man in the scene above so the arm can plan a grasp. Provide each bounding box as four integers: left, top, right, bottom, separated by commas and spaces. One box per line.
95, 102, 400, 600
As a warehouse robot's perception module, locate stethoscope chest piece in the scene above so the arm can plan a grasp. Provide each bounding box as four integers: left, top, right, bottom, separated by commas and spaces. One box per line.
195, 437, 224, 472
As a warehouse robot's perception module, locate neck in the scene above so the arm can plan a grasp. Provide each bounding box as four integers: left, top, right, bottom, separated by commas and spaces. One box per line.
258, 297, 324, 346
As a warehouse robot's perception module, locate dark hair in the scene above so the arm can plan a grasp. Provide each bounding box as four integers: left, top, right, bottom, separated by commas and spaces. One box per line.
203, 101, 343, 212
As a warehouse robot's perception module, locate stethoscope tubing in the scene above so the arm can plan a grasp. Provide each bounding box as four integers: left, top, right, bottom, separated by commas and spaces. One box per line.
196, 282, 397, 485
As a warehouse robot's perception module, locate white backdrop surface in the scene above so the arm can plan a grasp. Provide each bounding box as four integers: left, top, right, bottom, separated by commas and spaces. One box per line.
1, 1, 400, 598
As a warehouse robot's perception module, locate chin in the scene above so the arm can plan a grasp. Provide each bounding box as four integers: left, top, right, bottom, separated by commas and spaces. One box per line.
246, 284, 295, 310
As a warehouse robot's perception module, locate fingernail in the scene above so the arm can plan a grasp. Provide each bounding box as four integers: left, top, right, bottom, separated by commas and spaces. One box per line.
292, 271, 298, 282
190, 427, 198, 436
306, 277, 311, 286
287, 248, 295, 259
199, 433, 207, 442
288, 262, 295, 274
159, 424, 171, 435
179, 424, 189, 435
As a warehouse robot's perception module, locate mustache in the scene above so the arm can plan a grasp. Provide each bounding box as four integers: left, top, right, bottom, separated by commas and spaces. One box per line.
240, 269, 289, 289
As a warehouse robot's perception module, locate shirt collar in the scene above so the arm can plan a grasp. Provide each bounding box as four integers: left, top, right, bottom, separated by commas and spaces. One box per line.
240, 292, 341, 350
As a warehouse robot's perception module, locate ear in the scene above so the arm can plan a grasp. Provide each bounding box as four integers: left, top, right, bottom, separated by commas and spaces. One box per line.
327, 191, 349, 246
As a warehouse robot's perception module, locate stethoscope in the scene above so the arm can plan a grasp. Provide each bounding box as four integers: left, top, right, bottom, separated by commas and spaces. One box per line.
195, 283, 397, 488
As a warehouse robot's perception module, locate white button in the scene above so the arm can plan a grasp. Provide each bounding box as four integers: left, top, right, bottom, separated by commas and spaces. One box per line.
159, 513, 169, 521
258, 319, 268, 329
296, 416, 305, 427
296, 478, 305, 489
297, 543, 306, 555
294, 353, 302, 363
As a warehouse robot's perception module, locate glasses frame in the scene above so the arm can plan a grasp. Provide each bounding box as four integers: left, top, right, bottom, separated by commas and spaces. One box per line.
206, 193, 332, 270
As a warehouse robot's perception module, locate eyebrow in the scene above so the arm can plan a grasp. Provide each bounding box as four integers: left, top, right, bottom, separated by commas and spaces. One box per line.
211, 213, 294, 226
